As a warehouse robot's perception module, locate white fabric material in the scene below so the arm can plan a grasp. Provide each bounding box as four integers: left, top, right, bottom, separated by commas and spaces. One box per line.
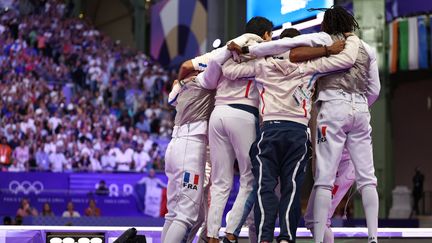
362, 41, 381, 106
163, 221, 188, 243
49, 153, 68, 172
305, 150, 355, 230
248, 32, 333, 57
163, 130, 207, 242
313, 97, 377, 189
361, 185, 379, 243
222, 36, 360, 125
324, 227, 335, 243
213, 34, 264, 108
168, 83, 182, 106
191, 33, 263, 72
408, 17, 419, 70
313, 188, 332, 243
133, 151, 151, 172
187, 157, 211, 243
313, 94, 378, 243
207, 105, 256, 238
172, 120, 208, 137
111, 148, 134, 171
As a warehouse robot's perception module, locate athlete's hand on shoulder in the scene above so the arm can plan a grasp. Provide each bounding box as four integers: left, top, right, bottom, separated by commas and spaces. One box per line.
328, 40, 346, 55
227, 41, 243, 54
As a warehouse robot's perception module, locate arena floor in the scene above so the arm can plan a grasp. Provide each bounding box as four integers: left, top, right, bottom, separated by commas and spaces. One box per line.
1, 226, 432, 242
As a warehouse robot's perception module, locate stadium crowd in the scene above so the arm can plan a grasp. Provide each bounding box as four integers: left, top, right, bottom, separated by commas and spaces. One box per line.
0, 0, 175, 173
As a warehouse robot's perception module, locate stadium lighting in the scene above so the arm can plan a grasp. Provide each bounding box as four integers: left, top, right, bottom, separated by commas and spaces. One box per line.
212, 39, 222, 49
90, 238, 103, 243
77, 238, 90, 243
49, 238, 62, 243
46, 233, 104, 243
62, 238, 74, 243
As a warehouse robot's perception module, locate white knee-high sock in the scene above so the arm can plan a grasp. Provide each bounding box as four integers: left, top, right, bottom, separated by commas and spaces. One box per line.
161, 220, 172, 243
361, 185, 379, 243
324, 226, 334, 243
310, 226, 334, 243
313, 187, 332, 243
164, 221, 188, 243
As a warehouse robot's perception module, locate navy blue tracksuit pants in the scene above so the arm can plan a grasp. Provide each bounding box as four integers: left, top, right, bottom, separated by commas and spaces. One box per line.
250, 120, 311, 243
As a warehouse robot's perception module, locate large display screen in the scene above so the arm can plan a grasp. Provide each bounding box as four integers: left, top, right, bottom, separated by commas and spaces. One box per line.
247, 0, 334, 28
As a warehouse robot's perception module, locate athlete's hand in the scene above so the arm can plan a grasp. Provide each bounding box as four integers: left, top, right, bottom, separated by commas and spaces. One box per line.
328, 40, 345, 55
227, 41, 243, 54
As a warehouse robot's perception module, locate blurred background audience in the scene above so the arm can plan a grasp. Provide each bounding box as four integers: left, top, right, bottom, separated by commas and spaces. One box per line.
0, 0, 175, 173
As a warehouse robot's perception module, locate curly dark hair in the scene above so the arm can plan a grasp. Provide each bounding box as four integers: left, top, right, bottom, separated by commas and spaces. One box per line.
320, 6, 360, 35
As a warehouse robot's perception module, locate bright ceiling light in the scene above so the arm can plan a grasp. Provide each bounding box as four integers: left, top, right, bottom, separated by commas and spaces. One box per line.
49, 238, 62, 243
212, 39, 222, 48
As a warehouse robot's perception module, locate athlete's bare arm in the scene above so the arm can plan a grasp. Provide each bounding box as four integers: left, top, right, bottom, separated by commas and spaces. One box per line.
177, 60, 195, 81
289, 40, 345, 62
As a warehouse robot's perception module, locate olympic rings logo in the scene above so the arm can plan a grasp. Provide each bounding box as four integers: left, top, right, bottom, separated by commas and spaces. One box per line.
8, 180, 44, 195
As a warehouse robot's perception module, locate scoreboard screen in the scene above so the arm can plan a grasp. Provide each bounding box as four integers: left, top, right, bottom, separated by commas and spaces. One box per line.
247, 0, 334, 28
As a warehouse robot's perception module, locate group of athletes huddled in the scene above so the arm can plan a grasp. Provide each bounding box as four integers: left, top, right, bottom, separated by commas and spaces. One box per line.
161, 6, 380, 243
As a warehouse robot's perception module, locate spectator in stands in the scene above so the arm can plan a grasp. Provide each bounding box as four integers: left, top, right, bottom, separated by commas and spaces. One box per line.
101, 146, 115, 171
49, 145, 69, 172
16, 198, 38, 217
35, 141, 50, 171
3, 216, 12, 225
12, 140, 29, 171
148, 142, 160, 161
0, 0, 173, 174
84, 199, 101, 217
133, 143, 151, 172
89, 150, 102, 172
112, 143, 134, 172
0, 137, 12, 171
8, 159, 24, 172
95, 180, 109, 196
14, 216, 23, 225
41, 202, 55, 217
135, 114, 150, 132
62, 201, 80, 218
412, 167, 425, 216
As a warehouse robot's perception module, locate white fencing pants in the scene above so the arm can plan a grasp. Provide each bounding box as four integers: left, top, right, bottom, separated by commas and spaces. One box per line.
207, 105, 257, 239
304, 149, 355, 230
313, 96, 378, 243
162, 132, 207, 243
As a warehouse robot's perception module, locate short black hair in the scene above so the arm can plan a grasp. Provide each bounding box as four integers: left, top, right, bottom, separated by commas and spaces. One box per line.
280, 28, 301, 38
321, 6, 360, 35
245, 16, 274, 38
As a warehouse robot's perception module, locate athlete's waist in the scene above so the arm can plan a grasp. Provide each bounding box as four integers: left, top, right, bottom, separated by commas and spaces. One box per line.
214, 97, 259, 108
262, 119, 307, 130
317, 89, 367, 103
227, 104, 259, 119
262, 115, 309, 126
172, 120, 208, 138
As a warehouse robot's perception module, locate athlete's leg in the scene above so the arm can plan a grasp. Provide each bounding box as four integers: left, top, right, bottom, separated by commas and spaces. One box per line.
187, 157, 212, 243
250, 127, 279, 243
313, 100, 350, 243
164, 136, 207, 243
278, 127, 310, 243
207, 107, 236, 240
224, 109, 257, 239
346, 104, 378, 243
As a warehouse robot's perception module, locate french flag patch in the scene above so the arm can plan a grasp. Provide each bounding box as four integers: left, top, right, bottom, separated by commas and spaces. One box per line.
183, 172, 199, 190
